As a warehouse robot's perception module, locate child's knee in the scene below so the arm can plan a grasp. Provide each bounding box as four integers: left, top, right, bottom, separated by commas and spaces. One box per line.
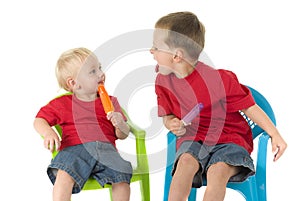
208, 162, 238, 178
178, 153, 199, 170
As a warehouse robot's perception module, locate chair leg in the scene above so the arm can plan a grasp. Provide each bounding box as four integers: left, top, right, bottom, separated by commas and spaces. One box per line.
164, 132, 177, 201
163, 164, 173, 201
188, 188, 197, 201
109, 187, 113, 201
139, 174, 150, 201
227, 178, 259, 201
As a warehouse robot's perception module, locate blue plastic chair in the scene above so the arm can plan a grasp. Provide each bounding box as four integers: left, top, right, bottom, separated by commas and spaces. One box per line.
163, 86, 275, 201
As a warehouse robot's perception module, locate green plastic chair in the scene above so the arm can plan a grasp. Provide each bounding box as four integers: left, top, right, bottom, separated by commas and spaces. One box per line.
51, 107, 150, 201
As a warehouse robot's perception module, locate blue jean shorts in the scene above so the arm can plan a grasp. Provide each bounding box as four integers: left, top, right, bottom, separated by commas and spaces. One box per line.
173, 141, 255, 188
47, 141, 132, 193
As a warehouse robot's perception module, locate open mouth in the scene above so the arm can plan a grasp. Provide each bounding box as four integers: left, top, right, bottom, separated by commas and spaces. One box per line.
155, 64, 159, 73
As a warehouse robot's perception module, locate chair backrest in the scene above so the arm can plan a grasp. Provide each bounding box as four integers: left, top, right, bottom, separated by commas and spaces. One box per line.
246, 86, 276, 139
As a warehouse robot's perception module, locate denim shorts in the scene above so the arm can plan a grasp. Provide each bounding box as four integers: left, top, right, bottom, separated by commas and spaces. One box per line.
47, 141, 132, 193
173, 141, 255, 188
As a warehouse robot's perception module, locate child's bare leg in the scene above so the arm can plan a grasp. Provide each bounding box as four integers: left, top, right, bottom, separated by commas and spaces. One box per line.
168, 153, 199, 201
53, 169, 75, 201
112, 182, 130, 201
203, 162, 239, 201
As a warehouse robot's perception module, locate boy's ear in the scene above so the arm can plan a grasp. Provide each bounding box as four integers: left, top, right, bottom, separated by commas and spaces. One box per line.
173, 49, 184, 62
66, 77, 76, 90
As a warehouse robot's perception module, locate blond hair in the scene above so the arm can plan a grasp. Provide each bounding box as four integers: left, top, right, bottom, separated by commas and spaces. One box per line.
55, 47, 97, 91
155, 11, 205, 60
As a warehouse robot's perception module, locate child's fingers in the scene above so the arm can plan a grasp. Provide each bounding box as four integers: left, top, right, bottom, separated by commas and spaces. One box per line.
48, 140, 54, 152
55, 139, 61, 151
106, 112, 113, 120
273, 144, 287, 162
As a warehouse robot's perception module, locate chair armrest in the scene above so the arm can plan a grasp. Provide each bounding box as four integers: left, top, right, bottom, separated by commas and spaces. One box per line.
127, 118, 146, 139
166, 131, 177, 167
122, 108, 145, 139
122, 108, 148, 174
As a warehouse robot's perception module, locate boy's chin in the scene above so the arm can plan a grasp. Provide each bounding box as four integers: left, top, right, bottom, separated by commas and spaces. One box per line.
156, 65, 172, 75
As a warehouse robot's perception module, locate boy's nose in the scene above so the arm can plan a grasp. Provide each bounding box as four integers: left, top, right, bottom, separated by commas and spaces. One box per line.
150, 48, 154, 54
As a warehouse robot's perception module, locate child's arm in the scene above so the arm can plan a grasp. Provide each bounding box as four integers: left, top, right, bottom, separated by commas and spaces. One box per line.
241, 104, 287, 161
33, 117, 61, 152
107, 112, 130, 139
163, 115, 186, 137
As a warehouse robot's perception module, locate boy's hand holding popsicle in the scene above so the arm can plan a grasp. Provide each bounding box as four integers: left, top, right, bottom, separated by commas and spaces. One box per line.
98, 84, 129, 138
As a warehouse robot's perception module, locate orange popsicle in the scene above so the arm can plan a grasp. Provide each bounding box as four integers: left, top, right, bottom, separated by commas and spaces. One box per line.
98, 84, 114, 114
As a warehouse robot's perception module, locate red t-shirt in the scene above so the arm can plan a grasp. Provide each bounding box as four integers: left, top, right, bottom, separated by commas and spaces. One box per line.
155, 61, 255, 153
36, 94, 126, 150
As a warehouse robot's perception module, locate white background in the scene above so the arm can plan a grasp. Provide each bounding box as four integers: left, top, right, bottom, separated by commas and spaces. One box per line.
1, 0, 298, 200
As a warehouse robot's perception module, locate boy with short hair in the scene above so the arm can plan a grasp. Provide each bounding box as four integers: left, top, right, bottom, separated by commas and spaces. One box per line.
151, 11, 287, 201
34, 47, 132, 201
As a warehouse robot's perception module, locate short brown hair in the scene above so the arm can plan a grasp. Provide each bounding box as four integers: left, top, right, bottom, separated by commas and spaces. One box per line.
155, 11, 205, 60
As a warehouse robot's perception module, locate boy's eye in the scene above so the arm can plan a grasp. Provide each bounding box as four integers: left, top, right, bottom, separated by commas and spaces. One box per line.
151, 46, 158, 51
